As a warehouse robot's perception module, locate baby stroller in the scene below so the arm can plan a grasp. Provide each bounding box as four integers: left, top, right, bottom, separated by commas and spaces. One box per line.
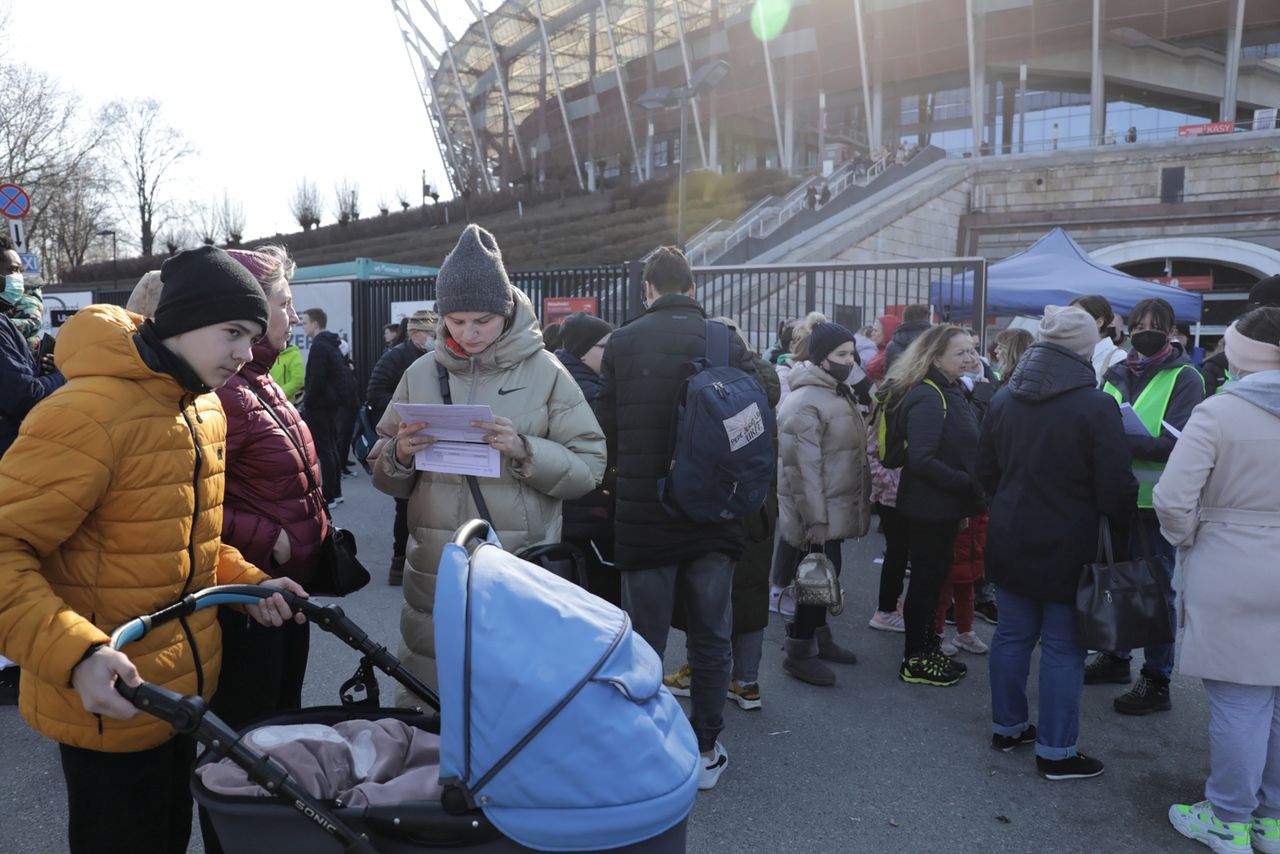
110, 520, 699, 853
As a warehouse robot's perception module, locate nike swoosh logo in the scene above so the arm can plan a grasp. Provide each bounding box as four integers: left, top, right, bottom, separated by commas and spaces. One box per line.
497, 387, 527, 396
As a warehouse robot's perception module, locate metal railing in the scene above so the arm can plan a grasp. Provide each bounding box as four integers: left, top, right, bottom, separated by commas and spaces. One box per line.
938, 118, 1276, 160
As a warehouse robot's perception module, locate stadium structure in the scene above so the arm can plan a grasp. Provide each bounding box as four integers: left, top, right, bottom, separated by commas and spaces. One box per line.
390, 0, 1280, 197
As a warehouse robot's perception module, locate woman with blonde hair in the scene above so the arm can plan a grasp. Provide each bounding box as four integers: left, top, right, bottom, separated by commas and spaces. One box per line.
994, 328, 1035, 383
878, 325, 985, 687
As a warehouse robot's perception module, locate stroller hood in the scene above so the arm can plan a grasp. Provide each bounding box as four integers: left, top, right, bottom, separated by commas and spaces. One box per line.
434, 526, 700, 852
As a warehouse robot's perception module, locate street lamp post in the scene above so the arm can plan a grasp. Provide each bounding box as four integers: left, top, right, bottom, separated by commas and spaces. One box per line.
96, 229, 117, 289
637, 60, 731, 251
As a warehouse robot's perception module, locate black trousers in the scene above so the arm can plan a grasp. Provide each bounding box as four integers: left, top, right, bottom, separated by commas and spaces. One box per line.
336, 404, 357, 467
393, 497, 410, 557
902, 517, 961, 658
876, 502, 911, 614
790, 539, 844, 640
60, 736, 196, 854
305, 406, 341, 501
199, 609, 311, 853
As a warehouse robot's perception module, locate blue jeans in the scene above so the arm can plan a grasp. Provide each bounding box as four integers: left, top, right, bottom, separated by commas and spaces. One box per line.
989, 588, 1087, 761
622, 553, 734, 753
1112, 515, 1177, 679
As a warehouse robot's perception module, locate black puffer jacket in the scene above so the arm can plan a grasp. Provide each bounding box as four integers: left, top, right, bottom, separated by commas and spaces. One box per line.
979, 342, 1138, 604
883, 320, 931, 372
366, 339, 427, 421
896, 367, 983, 522
556, 349, 613, 542
1200, 350, 1229, 396
303, 330, 355, 411
594, 294, 762, 570
1101, 344, 1205, 464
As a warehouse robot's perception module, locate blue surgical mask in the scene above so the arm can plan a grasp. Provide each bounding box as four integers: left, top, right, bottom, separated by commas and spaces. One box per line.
1, 273, 23, 308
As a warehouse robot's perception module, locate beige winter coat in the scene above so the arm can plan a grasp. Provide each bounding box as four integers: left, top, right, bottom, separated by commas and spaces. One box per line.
373, 288, 606, 695
1153, 384, 1280, 686
776, 362, 872, 548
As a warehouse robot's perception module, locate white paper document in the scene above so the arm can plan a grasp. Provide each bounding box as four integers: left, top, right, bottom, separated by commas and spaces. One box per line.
1118, 403, 1153, 437
393, 402, 502, 477
1160, 419, 1182, 439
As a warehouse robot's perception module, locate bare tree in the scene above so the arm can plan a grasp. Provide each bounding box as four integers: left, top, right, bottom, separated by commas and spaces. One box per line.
43, 154, 114, 274
396, 187, 411, 211
377, 196, 390, 217
334, 180, 360, 225
289, 178, 322, 231
103, 98, 195, 256
189, 198, 220, 246
216, 191, 246, 246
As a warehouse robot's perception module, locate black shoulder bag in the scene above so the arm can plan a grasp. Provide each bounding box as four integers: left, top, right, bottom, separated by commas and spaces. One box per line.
246, 384, 370, 597
434, 362, 588, 588
1076, 515, 1173, 651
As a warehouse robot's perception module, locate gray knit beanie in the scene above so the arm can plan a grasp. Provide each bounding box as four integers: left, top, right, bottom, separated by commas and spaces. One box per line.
1039, 305, 1097, 359
435, 224, 515, 317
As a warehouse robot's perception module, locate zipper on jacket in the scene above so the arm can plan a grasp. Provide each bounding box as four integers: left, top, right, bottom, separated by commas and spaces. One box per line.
178, 397, 206, 697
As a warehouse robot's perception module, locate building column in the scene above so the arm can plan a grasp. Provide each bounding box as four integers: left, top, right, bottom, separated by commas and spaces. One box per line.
965, 0, 983, 156
1090, 0, 1105, 145
533, 0, 586, 189
1222, 0, 1246, 122
784, 59, 796, 172
853, 0, 875, 152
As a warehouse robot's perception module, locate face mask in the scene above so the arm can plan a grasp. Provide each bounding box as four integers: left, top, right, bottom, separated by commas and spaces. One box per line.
1, 273, 23, 308
824, 361, 853, 384
425, 336, 436, 350
1130, 330, 1168, 358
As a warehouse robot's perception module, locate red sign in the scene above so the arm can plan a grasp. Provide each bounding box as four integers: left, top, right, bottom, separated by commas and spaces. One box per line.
542, 297, 598, 327
0, 183, 30, 219
1147, 276, 1214, 291
1178, 121, 1234, 137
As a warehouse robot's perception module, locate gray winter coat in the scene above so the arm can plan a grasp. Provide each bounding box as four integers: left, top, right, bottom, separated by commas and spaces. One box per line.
374, 288, 606, 693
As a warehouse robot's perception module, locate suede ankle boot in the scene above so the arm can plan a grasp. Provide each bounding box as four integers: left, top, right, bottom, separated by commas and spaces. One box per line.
783, 636, 836, 686
388, 555, 405, 587
815, 625, 858, 664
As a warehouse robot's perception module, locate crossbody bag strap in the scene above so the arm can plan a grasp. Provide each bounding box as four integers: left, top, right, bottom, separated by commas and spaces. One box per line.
435, 361, 495, 526
245, 382, 330, 523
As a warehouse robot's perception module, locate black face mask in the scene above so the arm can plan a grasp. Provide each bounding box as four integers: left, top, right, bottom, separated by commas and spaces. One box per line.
824, 361, 853, 384
1130, 330, 1168, 358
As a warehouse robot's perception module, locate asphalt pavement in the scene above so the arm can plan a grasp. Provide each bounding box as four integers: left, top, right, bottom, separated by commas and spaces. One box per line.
2, 471, 1212, 853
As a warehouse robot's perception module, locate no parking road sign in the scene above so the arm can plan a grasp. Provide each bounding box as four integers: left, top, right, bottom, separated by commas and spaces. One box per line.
0, 184, 31, 219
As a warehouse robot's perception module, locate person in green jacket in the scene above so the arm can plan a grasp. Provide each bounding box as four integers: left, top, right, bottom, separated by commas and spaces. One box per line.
270, 341, 305, 403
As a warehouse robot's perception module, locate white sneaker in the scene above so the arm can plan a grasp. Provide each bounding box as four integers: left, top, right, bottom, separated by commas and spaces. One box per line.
768, 586, 783, 614
698, 742, 728, 791
954, 631, 989, 655
777, 587, 796, 620
940, 636, 960, 657
868, 610, 905, 632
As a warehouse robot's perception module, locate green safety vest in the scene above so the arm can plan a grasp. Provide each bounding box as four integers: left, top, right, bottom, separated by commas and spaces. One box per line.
1215, 370, 1236, 394
1103, 364, 1204, 509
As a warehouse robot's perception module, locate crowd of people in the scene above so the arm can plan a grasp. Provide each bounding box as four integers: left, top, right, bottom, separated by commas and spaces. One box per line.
2, 224, 1280, 854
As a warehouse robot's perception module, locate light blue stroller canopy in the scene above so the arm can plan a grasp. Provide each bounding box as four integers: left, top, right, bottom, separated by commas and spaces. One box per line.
434, 523, 700, 852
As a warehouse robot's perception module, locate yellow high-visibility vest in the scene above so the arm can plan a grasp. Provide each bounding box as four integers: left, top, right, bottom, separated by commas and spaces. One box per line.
1103, 364, 1204, 509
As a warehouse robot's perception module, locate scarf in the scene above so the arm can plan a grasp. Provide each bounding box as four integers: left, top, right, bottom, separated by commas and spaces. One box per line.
137, 320, 213, 395
1125, 343, 1173, 379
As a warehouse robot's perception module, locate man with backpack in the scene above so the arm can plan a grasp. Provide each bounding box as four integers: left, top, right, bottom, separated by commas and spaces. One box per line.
594, 246, 770, 792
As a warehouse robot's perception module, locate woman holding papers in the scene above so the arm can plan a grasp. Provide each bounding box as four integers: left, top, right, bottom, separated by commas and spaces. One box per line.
1086, 297, 1205, 716
1155, 308, 1280, 853
373, 225, 607, 694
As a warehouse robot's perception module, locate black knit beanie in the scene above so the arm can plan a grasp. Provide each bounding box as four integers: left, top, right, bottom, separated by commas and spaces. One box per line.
153, 246, 270, 339
1249, 273, 1280, 308
560, 313, 614, 358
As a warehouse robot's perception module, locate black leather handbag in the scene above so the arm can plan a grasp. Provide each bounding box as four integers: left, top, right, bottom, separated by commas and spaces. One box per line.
1076, 516, 1173, 651
248, 385, 370, 597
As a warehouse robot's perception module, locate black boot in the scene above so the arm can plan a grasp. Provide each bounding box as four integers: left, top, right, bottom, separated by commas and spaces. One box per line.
1114, 672, 1171, 715
1084, 652, 1131, 685
388, 555, 405, 587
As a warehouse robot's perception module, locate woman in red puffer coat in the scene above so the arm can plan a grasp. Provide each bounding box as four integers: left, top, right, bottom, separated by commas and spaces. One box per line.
212, 246, 327, 723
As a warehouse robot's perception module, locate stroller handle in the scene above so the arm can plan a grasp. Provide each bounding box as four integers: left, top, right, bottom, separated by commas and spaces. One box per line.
108, 585, 312, 652
452, 518, 496, 549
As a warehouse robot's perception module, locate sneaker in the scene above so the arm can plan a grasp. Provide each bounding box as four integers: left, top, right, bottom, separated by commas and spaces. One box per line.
953, 631, 989, 655
1252, 816, 1280, 854
777, 586, 796, 620
974, 599, 998, 625
663, 664, 692, 697
1084, 652, 1131, 685
940, 636, 960, 657
327, 501, 339, 511
991, 724, 1037, 753
1036, 751, 1106, 781
868, 610, 905, 633
1114, 673, 1172, 716
334, 496, 345, 505
698, 742, 728, 791
899, 651, 964, 687
944, 605, 956, 626
727, 679, 762, 711
1168, 802, 1251, 853
768, 586, 783, 614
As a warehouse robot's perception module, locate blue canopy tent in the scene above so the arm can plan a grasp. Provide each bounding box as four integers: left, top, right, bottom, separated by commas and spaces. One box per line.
931, 228, 1203, 321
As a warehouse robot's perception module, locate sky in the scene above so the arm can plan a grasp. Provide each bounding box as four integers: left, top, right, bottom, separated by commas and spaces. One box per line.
7, 0, 476, 249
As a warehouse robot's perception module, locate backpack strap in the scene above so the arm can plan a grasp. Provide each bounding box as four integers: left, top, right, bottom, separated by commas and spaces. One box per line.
921, 378, 948, 416
435, 361, 495, 525
704, 320, 730, 368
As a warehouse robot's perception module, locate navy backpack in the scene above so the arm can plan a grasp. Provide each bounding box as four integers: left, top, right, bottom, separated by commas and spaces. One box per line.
659, 321, 775, 523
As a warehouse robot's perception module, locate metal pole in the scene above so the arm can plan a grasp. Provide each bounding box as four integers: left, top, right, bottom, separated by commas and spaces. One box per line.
533, 0, 586, 190
1090, 0, 1105, 145
1222, 0, 1246, 122
598, 0, 645, 182
420, 0, 495, 193
465, 0, 528, 176
391, 0, 462, 195
853, 0, 875, 153
757, 2, 787, 171
672, 0, 709, 169
965, 0, 982, 156
1017, 61, 1027, 153
678, 97, 687, 250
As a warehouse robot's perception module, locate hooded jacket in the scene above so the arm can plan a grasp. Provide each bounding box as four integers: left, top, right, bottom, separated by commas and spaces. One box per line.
303, 329, 355, 411
269, 343, 304, 403
1, 312, 65, 458
776, 362, 871, 547
366, 338, 428, 422
1154, 372, 1280, 684
0, 305, 268, 752
374, 288, 606, 692
883, 319, 930, 373
216, 340, 328, 584
554, 348, 613, 543
979, 342, 1137, 605
1101, 344, 1204, 464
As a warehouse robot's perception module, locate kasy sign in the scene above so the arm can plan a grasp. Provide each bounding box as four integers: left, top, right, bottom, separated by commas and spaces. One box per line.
1178, 121, 1234, 137
1148, 276, 1214, 292
542, 297, 598, 327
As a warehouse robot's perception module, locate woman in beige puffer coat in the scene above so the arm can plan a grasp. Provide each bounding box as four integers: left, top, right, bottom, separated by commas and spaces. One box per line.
775, 322, 871, 686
